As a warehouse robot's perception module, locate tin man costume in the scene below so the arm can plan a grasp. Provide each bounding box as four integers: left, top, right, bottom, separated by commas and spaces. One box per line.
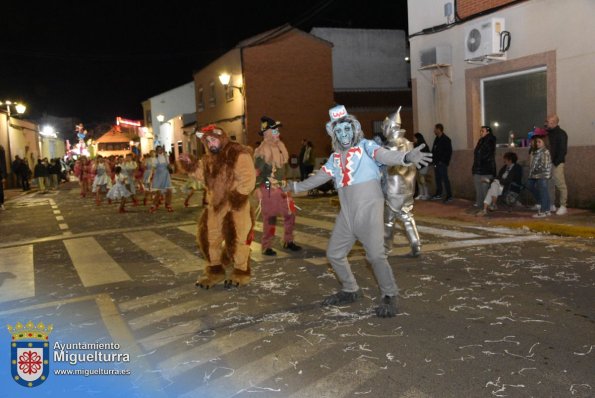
381, 107, 421, 257
285, 105, 432, 317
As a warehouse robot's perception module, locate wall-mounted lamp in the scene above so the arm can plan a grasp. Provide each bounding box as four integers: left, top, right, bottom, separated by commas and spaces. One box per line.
156, 114, 165, 123
218, 73, 243, 95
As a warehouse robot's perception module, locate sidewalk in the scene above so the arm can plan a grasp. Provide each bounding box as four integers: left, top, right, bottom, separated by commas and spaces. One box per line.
412, 197, 595, 239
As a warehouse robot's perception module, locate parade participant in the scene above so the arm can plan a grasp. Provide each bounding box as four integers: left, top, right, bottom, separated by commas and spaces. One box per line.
179, 153, 203, 207
190, 125, 256, 289
106, 166, 132, 213
254, 116, 301, 256
284, 105, 432, 317
380, 107, 421, 257
149, 146, 174, 213
121, 153, 139, 205
91, 156, 112, 205
142, 150, 155, 205
74, 156, 91, 197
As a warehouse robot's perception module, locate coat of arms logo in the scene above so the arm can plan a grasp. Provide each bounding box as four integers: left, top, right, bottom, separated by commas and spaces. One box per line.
7, 321, 53, 387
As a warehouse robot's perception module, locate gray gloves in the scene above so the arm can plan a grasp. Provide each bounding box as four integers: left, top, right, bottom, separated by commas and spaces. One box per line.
404, 144, 433, 168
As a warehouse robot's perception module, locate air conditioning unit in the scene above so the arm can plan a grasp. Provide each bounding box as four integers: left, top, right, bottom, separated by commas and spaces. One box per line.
420, 45, 452, 68
464, 17, 509, 61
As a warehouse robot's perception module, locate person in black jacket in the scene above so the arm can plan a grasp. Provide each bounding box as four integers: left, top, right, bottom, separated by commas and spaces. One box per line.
476, 152, 523, 216
430, 123, 453, 202
472, 125, 497, 207
546, 114, 568, 215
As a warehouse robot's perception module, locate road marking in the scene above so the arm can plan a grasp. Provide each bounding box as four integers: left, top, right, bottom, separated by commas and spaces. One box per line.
58, 223, 69, 230
138, 319, 205, 351
157, 329, 267, 380
180, 341, 324, 397
56, 215, 64, 221
63, 237, 132, 287
305, 234, 544, 265
179, 224, 291, 260
128, 299, 202, 331
288, 356, 382, 397
119, 285, 197, 312
124, 231, 203, 274
53, 210, 61, 215
0, 245, 34, 304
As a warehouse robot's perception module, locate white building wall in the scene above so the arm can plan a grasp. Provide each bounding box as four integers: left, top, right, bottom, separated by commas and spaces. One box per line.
310, 28, 409, 90
148, 81, 196, 154
409, 0, 595, 149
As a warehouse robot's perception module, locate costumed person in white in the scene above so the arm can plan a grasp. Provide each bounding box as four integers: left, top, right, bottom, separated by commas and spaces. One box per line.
149, 146, 174, 213
284, 105, 432, 317
106, 166, 132, 213
121, 153, 139, 206
380, 107, 421, 257
92, 156, 112, 205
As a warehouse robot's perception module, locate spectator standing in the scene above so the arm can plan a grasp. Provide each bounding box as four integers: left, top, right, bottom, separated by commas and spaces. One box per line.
303, 141, 314, 177
527, 128, 552, 218
34, 159, 49, 193
413, 132, 431, 200
48, 158, 60, 190
430, 123, 453, 202
11, 156, 23, 190
546, 114, 568, 215
19, 158, 31, 191
472, 126, 497, 208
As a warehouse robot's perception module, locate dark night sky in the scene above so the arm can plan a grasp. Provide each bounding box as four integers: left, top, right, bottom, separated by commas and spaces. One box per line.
1, 0, 408, 124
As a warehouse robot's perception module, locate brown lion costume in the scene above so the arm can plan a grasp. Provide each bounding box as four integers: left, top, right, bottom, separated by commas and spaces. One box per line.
193, 125, 256, 288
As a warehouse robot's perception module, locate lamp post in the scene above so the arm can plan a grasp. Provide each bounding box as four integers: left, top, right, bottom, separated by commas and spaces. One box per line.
218, 72, 246, 144
0, 100, 27, 186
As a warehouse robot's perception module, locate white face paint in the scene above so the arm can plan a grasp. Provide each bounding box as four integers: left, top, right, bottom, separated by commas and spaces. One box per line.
333, 122, 354, 148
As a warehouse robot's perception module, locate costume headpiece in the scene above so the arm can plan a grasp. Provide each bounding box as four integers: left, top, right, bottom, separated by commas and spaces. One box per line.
196, 124, 224, 139
382, 106, 406, 138
259, 116, 282, 136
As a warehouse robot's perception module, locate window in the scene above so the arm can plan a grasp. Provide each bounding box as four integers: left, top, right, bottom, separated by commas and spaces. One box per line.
208, 82, 216, 107
482, 67, 547, 145
198, 87, 204, 112
145, 110, 152, 126
177, 141, 183, 155
225, 85, 234, 102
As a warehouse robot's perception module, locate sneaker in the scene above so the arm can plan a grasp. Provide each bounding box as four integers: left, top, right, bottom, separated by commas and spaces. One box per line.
531, 204, 541, 211
475, 209, 487, 217
321, 290, 360, 306
430, 195, 443, 201
488, 203, 498, 211
550, 205, 557, 212
443, 196, 454, 203
283, 241, 302, 251
415, 195, 423, 200
532, 212, 549, 218
262, 248, 277, 256
556, 206, 568, 216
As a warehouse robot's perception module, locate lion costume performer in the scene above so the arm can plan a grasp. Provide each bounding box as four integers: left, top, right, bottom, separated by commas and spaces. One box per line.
191, 125, 256, 289
285, 105, 432, 317
381, 107, 421, 257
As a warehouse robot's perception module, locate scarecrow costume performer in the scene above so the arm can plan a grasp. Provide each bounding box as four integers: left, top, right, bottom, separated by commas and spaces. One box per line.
285, 105, 432, 317
191, 125, 256, 289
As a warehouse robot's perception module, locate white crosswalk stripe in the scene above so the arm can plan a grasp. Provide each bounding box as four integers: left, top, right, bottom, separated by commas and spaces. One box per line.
0, 245, 34, 304
63, 237, 132, 287
124, 230, 203, 274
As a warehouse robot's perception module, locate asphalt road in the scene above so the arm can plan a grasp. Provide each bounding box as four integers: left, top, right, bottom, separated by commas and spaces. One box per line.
0, 181, 593, 398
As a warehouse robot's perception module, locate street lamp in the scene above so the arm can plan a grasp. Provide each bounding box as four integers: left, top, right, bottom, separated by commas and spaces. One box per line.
218, 73, 243, 95
1, 100, 27, 186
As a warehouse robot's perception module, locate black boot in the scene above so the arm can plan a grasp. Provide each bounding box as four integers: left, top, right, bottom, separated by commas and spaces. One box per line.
321, 290, 360, 306
283, 241, 302, 251
262, 248, 277, 256
375, 295, 398, 318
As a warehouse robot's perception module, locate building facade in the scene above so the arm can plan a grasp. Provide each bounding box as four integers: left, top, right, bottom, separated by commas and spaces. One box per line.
408, 0, 595, 207
193, 26, 335, 163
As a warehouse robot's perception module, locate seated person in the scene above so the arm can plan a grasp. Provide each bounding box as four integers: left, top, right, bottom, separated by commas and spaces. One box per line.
476, 152, 523, 216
